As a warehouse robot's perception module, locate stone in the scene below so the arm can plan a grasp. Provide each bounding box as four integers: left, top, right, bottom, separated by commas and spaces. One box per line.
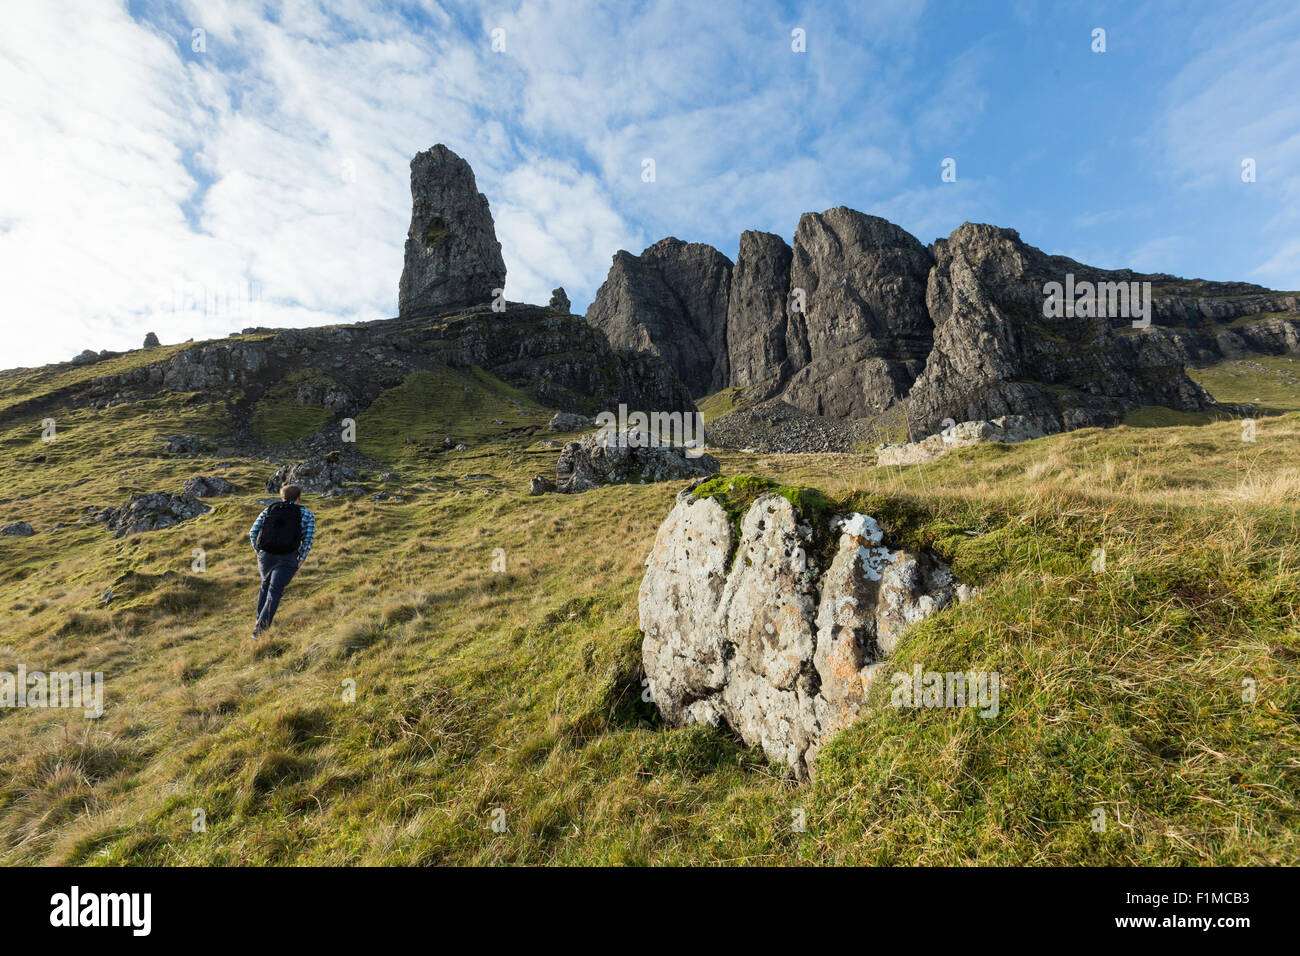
1, 522, 35, 537
529, 475, 556, 495
143, 332, 161, 348
875, 414, 1046, 466
71, 349, 99, 366
639, 489, 964, 778
549, 287, 570, 314
547, 411, 593, 432
397, 144, 506, 316
162, 434, 201, 455
266, 452, 359, 496
181, 475, 238, 497
555, 431, 719, 494
102, 492, 212, 538
586, 237, 733, 397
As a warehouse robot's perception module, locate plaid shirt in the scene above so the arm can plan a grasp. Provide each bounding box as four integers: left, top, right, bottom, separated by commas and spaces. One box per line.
249, 504, 315, 563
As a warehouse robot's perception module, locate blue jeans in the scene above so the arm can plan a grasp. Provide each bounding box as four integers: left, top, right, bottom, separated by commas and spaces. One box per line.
255, 551, 299, 631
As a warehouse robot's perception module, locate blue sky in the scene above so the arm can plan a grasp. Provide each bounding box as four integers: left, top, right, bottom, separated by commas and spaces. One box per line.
2, 0, 1299, 368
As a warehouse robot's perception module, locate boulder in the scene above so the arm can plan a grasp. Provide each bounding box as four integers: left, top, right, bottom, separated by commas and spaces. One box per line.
103, 492, 211, 537
586, 237, 733, 397
875, 414, 1046, 466
549, 287, 571, 314
397, 144, 506, 316
181, 475, 238, 497
161, 434, 201, 455
267, 452, 358, 496
639, 488, 966, 778
1, 522, 35, 537
143, 331, 161, 348
529, 475, 556, 496
547, 411, 593, 432
555, 431, 719, 494
71, 349, 99, 366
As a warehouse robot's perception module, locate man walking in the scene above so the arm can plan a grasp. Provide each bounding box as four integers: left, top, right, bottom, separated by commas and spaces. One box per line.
249, 483, 315, 638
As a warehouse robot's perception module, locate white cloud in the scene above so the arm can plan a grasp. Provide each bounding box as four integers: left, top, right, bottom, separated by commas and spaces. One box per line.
0, 0, 980, 369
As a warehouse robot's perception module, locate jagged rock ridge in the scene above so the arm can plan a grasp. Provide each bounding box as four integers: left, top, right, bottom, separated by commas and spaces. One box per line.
587, 211, 1300, 443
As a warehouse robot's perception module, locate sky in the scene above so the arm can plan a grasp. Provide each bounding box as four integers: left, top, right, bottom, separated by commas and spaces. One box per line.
2, 0, 1299, 369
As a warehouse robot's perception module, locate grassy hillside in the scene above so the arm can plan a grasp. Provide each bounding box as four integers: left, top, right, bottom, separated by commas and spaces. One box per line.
0, 358, 1298, 865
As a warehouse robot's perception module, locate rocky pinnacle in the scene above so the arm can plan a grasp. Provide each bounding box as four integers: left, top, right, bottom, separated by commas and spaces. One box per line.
397, 144, 506, 316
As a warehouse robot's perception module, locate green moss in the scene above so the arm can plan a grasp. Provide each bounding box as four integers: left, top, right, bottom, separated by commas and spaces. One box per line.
422, 216, 451, 247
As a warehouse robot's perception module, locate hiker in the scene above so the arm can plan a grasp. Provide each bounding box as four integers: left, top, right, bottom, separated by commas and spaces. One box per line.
248, 484, 315, 638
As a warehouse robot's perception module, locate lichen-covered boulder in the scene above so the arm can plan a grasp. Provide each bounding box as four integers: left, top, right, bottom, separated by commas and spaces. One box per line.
1, 522, 35, 537
639, 484, 967, 778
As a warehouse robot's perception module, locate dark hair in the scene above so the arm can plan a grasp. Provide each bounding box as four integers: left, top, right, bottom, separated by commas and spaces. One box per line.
280, 484, 302, 502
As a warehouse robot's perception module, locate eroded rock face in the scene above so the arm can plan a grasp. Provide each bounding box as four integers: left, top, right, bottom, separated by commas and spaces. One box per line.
640, 489, 964, 778
398, 144, 506, 316
783, 208, 935, 419
905, 223, 1215, 439
875, 414, 1046, 466
586, 237, 733, 398
555, 431, 719, 494
726, 230, 793, 396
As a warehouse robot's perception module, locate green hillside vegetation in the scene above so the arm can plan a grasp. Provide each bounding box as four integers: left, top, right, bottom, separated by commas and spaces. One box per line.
250, 369, 335, 445
0, 352, 1298, 865
1123, 351, 1300, 427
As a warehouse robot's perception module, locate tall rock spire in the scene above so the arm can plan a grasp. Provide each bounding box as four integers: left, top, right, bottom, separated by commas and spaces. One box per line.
397, 144, 506, 316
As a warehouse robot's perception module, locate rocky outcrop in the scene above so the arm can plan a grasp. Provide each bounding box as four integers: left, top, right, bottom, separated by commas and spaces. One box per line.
725, 231, 793, 397
182, 475, 237, 497
397, 144, 506, 317
267, 452, 358, 496
549, 288, 570, 314
906, 224, 1218, 438
639, 486, 967, 778
143, 332, 160, 349
547, 411, 592, 432
554, 431, 718, 494
100, 493, 211, 537
586, 238, 733, 398
161, 434, 202, 455
782, 208, 935, 418
875, 415, 1046, 466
